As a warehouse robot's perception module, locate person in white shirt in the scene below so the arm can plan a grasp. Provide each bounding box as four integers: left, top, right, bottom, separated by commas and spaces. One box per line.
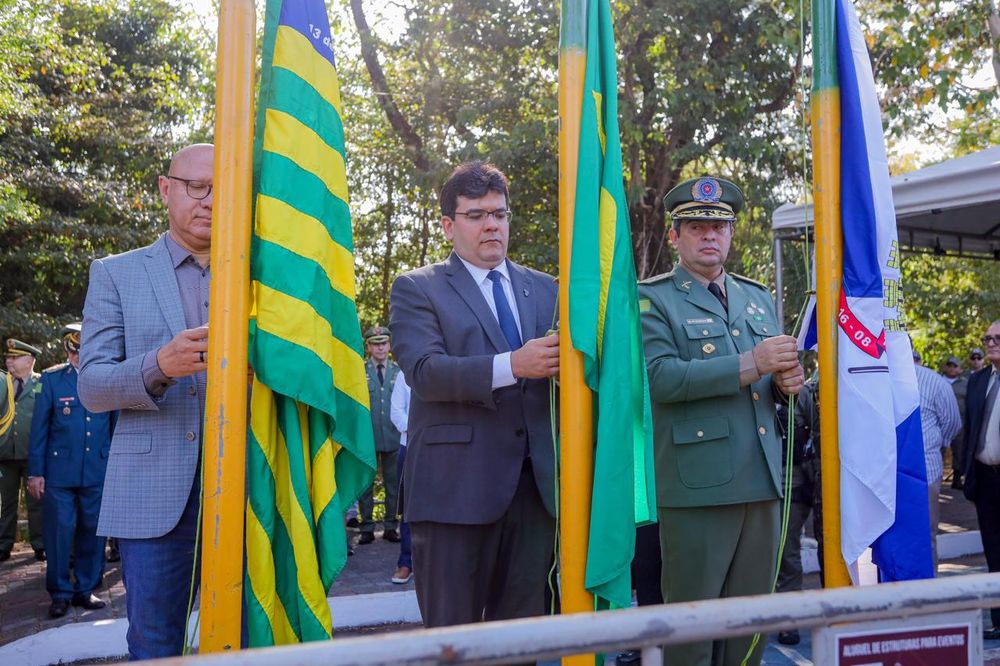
389, 373, 412, 584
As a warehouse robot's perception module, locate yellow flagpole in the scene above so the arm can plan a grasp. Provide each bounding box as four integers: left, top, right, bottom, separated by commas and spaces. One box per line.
559, 1, 595, 665
200, 0, 256, 651
811, 0, 851, 588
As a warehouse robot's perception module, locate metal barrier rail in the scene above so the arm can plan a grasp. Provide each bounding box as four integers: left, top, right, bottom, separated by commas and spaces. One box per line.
156, 572, 1000, 665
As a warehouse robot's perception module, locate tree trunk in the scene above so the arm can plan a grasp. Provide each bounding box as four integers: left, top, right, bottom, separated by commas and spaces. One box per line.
379, 175, 395, 323
989, 4, 1000, 90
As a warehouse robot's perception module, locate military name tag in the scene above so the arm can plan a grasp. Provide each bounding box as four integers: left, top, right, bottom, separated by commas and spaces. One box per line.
686, 317, 714, 324
702, 343, 716, 354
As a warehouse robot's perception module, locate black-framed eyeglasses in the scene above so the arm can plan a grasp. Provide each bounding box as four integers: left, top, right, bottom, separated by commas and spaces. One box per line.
971, 355, 984, 360
453, 209, 512, 223
168, 175, 213, 200
982, 335, 1000, 347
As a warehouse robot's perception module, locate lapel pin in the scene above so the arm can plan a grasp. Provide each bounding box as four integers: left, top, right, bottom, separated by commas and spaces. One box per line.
523, 288, 529, 297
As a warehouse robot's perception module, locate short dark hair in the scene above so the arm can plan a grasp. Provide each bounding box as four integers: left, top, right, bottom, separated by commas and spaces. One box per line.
439, 161, 509, 218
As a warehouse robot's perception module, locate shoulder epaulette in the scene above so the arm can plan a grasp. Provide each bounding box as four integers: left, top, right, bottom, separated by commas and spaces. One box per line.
731, 273, 770, 291
638, 269, 676, 286
42, 363, 69, 374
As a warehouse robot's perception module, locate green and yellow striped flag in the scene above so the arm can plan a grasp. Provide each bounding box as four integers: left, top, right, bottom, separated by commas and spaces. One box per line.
567, 0, 656, 610
245, 0, 376, 646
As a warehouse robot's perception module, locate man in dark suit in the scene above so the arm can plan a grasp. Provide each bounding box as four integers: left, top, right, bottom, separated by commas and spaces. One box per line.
962, 320, 1000, 639
389, 161, 559, 627
28, 324, 114, 618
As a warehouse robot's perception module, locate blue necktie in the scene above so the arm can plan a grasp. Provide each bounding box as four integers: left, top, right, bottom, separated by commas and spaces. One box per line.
487, 270, 522, 351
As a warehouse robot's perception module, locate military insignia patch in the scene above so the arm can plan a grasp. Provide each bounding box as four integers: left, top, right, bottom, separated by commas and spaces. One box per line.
702, 342, 716, 354
691, 177, 723, 203
62, 407, 71, 415
639, 298, 650, 312
680, 281, 692, 290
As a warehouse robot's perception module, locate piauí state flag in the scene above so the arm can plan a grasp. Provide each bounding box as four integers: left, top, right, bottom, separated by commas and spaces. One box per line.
568, 0, 657, 610
245, 0, 376, 645
799, 0, 933, 582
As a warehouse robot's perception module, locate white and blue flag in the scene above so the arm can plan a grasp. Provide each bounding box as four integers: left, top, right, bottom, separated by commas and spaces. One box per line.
798, 0, 933, 582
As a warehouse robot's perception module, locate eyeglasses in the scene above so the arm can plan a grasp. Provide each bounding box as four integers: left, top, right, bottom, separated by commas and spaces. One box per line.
168, 175, 213, 200
453, 209, 512, 223
982, 336, 1000, 347
971, 355, 984, 360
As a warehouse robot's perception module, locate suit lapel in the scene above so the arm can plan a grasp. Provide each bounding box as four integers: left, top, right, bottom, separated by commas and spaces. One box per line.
508, 260, 537, 341
444, 252, 510, 353
145, 234, 186, 338
675, 266, 727, 320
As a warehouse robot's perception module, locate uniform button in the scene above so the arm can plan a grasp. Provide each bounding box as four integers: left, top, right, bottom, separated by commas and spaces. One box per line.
763, 326, 769, 333
758, 426, 767, 435
752, 392, 760, 401
53, 451, 58, 456
732, 329, 741, 336
186, 432, 196, 441
702, 329, 709, 336
86, 416, 91, 422
86, 431, 91, 436
85, 447, 90, 452
696, 430, 704, 438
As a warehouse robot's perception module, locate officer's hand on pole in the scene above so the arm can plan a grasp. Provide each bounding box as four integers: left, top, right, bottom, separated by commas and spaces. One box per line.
27, 476, 44, 500
511, 334, 560, 379
155, 325, 209, 378
751, 335, 800, 375
774, 364, 806, 395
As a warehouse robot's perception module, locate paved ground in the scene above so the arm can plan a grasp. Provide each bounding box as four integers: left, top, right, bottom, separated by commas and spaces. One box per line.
1, 480, 997, 665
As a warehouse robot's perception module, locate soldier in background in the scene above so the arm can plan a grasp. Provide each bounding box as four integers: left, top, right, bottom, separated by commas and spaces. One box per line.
357, 326, 402, 545
0, 338, 45, 562
27, 324, 115, 618
942, 356, 968, 489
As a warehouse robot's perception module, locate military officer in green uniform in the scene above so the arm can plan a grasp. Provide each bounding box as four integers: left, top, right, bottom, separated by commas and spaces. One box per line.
639, 177, 804, 666
357, 325, 402, 545
0, 338, 46, 561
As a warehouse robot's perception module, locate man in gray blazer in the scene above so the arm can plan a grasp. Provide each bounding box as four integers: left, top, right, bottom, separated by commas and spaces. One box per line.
78, 143, 213, 659
389, 161, 559, 628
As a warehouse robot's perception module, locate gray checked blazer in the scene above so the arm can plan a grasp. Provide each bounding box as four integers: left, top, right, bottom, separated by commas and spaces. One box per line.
389, 252, 557, 525
78, 234, 202, 539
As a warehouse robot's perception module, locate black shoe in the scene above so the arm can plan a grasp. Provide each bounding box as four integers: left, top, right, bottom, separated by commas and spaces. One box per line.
347, 545, 355, 557
383, 529, 400, 543
107, 548, 120, 563
72, 593, 106, 610
778, 629, 801, 645
49, 599, 70, 618
34, 549, 46, 562
0, 550, 9, 562
952, 477, 964, 490
615, 650, 641, 665
346, 517, 359, 528
985, 627, 1000, 641
357, 532, 375, 545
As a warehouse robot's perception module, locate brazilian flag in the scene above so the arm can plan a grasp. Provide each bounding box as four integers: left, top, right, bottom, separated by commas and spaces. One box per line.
245, 0, 376, 646
567, 0, 657, 610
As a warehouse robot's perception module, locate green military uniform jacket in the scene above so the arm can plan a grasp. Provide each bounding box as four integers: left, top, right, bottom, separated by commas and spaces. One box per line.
366, 358, 401, 453
639, 265, 784, 508
0, 373, 41, 460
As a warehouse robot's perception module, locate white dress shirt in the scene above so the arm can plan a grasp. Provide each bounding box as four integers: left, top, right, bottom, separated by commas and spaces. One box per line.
977, 368, 1000, 465
456, 255, 522, 390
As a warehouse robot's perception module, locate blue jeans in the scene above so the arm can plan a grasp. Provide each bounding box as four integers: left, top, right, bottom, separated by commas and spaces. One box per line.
44, 485, 104, 600
118, 479, 201, 660
396, 444, 411, 569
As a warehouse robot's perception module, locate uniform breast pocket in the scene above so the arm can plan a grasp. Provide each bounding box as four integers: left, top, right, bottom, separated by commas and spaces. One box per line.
672, 417, 733, 488
746, 319, 777, 344
682, 323, 727, 359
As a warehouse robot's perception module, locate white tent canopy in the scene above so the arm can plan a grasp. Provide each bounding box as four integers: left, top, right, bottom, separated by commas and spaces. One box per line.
772, 145, 1000, 258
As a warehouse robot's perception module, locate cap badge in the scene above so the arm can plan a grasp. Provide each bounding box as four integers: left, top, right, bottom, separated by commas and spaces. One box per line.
5, 340, 13, 350
691, 177, 722, 204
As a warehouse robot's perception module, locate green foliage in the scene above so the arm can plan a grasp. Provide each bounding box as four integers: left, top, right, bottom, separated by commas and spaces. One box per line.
0, 0, 213, 367
903, 254, 1000, 370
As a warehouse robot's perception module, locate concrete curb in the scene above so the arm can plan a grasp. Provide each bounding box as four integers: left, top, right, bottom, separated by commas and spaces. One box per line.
0, 590, 421, 666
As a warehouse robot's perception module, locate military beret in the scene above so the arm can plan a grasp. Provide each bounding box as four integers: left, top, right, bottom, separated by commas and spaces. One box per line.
664, 176, 745, 223
364, 326, 390, 344
4, 338, 41, 357
61, 322, 82, 352
970, 348, 984, 358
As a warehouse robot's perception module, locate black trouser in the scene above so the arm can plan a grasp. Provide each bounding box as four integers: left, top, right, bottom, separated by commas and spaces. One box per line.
974, 462, 1000, 628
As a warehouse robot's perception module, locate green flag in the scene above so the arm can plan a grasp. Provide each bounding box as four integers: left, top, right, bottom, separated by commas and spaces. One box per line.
245, 0, 376, 646
568, 0, 657, 610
